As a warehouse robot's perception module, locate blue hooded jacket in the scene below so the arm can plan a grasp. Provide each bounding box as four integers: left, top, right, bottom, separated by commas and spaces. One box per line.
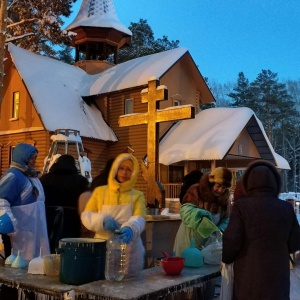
12, 143, 38, 167
0, 143, 39, 206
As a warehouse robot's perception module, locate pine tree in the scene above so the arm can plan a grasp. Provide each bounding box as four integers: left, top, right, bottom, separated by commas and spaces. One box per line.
250, 70, 296, 142
6, 0, 77, 56
57, 45, 74, 64
116, 19, 179, 64
228, 72, 251, 107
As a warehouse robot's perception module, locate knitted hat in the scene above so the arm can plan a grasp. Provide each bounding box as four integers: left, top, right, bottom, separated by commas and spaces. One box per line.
208, 167, 232, 188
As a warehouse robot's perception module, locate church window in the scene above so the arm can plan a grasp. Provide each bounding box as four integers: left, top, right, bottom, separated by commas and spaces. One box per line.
12, 92, 20, 119
124, 98, 133, 114
174, 100, 181, 106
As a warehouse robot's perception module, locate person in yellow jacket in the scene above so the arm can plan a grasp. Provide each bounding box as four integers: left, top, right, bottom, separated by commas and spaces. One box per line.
81, 153, 147, 277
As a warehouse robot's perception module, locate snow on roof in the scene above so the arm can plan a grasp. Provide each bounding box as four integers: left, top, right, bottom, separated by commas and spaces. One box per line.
65, 0, 132, 36
8, 44, 187, 141
8, 43, 117, 141
159, 107, 290, 170
80, 47, 188, 96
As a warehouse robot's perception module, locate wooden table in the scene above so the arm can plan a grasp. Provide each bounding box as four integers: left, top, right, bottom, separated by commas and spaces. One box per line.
0, 264, 220, 300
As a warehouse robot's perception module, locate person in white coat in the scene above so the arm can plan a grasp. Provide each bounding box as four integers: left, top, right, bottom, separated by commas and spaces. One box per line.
0, 143, 50, 262
81, 153, 147, 276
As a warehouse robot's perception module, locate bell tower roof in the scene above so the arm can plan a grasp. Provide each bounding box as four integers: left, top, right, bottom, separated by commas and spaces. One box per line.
66, 0, 131, 36
66, 0, 132, 65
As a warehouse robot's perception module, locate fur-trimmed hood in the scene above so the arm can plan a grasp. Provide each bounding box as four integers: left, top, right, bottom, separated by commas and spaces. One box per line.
183, 173, 230, 215
199, 173, 231, 213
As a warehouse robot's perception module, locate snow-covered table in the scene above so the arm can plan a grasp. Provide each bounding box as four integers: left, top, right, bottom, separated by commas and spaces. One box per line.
0, 264, 220, 300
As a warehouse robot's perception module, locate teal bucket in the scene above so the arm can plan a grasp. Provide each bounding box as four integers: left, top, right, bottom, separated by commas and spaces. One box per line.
58, 238, 106, 285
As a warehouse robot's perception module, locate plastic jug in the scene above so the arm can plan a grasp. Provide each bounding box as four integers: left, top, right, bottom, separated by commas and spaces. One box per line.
105, 231, 126, 281
197, 217, 219, 238
181, 237, 204, 268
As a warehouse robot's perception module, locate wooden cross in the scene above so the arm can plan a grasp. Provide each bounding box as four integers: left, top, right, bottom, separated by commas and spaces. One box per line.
119, 77, 195, 206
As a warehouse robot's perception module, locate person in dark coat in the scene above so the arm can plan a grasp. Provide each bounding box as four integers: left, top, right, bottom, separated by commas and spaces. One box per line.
222, 160, 300, 300
40, 154, 89, 253
90, 158, 114, 191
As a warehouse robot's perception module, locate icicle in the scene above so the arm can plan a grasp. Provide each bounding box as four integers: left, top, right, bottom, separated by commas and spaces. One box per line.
64, 290, 75, 300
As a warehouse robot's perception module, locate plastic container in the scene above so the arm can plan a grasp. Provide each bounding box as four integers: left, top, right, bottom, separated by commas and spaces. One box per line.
105, 232, 126, 281
5, 248, 16, 265
43, 254, 60, 276
161, 257, 185, 275
11, 250, 27, 269
181, 237, 204, 268
28, 248, 45, 275
58, 238, 106, 285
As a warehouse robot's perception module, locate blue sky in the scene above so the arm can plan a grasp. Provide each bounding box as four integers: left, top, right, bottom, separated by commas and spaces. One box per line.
66, 0, 300, 84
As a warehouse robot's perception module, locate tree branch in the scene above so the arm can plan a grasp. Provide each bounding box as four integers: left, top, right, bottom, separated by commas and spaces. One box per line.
7, 18, 38, 29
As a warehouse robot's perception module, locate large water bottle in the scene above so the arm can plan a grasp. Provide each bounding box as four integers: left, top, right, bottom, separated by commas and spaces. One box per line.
105, 231, 126, 281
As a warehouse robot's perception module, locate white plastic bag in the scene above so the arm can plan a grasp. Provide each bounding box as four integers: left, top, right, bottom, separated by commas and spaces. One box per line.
201, 240, 222, 265
201, 233, 223, 265
220, 263, 234, 300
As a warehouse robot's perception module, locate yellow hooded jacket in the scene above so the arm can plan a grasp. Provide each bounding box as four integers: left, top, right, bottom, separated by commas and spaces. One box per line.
81, 153, 146, 241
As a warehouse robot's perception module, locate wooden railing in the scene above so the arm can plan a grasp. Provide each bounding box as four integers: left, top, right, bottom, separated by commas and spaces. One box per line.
134, 183, 182, 202
161, 183, 182, 199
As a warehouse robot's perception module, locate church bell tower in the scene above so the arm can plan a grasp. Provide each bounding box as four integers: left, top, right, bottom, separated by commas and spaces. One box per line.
66, 0, 131, 72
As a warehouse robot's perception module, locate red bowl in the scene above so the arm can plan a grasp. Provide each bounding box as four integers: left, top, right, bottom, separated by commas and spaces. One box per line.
161, 257, 185, 275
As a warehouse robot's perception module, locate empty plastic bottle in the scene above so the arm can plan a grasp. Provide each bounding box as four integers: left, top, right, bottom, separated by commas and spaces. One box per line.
105, 231, 126, 281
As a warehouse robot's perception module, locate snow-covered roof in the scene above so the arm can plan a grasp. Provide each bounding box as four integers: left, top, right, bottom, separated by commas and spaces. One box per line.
65, 0, 132, 36
8, 44, 188, 141
159, 107, 290, 170
80, 47, 188, 96
8, 44, 117, 141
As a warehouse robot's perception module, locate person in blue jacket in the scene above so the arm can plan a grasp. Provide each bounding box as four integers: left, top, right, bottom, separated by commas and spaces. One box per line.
0, 143, 50, 261
174, 167, 232, 256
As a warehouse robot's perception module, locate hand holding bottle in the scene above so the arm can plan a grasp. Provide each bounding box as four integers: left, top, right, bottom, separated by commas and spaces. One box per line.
103, 216, 120, 232
119, 226, 133, 244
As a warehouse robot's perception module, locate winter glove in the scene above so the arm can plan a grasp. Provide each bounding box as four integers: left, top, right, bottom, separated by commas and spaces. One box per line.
103, 216, 120, 232
0, 212, 15, 234
180, 203, 213, 230
119, 226, 134, 244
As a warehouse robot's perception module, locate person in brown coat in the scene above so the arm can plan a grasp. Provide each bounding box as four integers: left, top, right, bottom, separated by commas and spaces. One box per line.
174, 167, 232, 256
222, 160, 300, 300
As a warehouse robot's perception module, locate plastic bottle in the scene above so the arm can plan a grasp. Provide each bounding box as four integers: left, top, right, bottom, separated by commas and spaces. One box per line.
105, 231, 126, 281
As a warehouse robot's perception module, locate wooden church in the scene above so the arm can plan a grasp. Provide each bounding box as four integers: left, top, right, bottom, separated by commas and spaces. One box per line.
0, 0, 288, 205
